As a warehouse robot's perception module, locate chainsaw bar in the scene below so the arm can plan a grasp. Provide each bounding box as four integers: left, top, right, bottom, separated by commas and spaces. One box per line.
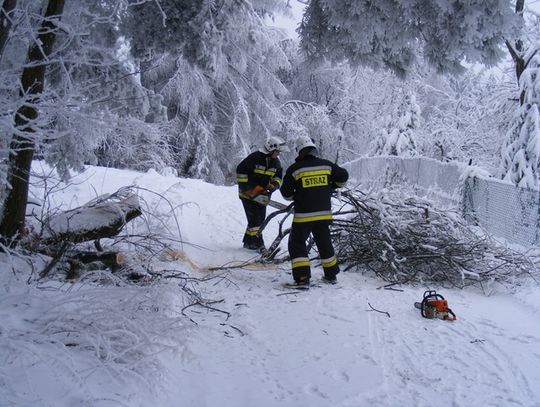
250, 194, 289, 210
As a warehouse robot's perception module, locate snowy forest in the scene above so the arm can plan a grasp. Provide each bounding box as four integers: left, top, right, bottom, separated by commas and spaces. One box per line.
1, 1, 540, 406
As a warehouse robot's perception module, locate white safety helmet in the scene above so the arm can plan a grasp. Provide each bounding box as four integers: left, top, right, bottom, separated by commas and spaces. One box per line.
262, 136, 289, 154
295, 135, 317, 154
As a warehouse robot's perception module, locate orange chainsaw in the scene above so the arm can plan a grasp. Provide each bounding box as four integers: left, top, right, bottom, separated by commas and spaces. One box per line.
240, 186, 288, 210
414, 290, 456, 321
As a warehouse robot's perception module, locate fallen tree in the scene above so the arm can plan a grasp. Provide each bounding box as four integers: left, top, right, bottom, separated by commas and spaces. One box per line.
41, 189, 142, 246
33, 187, 142, 278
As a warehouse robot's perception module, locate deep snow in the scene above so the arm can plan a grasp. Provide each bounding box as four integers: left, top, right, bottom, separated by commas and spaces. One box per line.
1, 162, 540, 407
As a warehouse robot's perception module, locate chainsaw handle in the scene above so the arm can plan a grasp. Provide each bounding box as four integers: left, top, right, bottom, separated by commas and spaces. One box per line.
423, 290, 444, 300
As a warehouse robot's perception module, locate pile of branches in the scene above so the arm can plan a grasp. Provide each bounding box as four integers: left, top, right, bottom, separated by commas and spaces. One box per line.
332, 189, 538, 288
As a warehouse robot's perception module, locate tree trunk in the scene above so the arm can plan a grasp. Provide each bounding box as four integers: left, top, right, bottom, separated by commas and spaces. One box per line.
0, 0, 17, 59
0, 0, 65, 243
505, 0, 526, 103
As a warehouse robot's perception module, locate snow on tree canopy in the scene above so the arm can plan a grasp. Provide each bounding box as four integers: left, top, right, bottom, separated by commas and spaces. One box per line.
373, 88, 420, 156
501, 44, 540, 190
298, 0, 520, 77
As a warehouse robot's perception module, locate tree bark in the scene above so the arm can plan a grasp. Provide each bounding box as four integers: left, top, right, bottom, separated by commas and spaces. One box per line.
0, 0, 65, 243
0, 0, 17, 59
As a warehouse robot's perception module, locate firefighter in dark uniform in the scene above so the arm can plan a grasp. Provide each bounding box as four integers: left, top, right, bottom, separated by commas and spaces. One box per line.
236, 136, 289, 251
280, 136, 348, 286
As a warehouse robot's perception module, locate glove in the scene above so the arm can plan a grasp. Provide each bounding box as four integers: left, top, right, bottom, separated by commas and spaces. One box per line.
265, 181, 279, 194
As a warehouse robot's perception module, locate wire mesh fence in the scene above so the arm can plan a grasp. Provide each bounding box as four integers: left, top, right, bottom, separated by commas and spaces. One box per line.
463, 177, 539, 246
343, 156, 540, 247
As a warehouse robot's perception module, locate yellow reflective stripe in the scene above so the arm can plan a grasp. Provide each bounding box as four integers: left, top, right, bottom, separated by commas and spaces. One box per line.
271, 177, 282, 185
293, 214, 333, 223
237, 177, 248, 183
292, 261, 310, 269
294, 169, 331, 181
254, 169, 276, 176
321, 256, 337, 268
293, 211, 332, 223
245, 227, 260, 237
292, 257, 310, 268
292, 165, 331, 179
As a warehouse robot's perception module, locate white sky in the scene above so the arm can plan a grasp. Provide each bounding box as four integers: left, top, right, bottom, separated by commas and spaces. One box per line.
270, 1, 306, 38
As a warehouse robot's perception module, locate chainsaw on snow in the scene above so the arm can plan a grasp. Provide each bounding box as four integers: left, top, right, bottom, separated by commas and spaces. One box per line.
240, 186, 290, 210
414, 290, 456, 321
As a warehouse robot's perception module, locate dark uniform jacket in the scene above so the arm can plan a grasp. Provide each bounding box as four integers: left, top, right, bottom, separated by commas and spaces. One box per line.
236, 151, 283, 195
281, 154, 348, 223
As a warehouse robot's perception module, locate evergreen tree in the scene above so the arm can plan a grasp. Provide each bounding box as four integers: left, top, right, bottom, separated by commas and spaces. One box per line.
298, 0, 520, 77
373, 88, 420, 156
500, 44, 540, 189
122, 0, 289, 183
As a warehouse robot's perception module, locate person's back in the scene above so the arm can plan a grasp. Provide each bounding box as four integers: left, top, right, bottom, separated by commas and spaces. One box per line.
280, 136, 348, 286
281, 145, 348, 224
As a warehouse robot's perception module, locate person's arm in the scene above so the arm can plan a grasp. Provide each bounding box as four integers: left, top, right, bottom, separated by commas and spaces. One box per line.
266, 160, 283, 193
280, 167, 295, 201
331, 163, 349, 189
236, 154, 255, 193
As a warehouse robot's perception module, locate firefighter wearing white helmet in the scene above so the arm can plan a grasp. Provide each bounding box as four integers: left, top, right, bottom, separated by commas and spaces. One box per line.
280, 135, 348, 287
236, 136, 289, 251
295, 135, 317, 154
261, 136, 290, 154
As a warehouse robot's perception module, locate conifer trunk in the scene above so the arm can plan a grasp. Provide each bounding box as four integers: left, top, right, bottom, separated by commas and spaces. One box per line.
0, 0, 65, 243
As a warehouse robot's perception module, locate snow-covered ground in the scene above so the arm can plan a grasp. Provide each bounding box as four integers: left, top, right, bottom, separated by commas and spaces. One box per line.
1, 163, 540, 407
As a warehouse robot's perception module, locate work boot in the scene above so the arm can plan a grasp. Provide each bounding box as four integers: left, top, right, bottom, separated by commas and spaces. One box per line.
321, 275, 337, 285
294, 276, 310, 287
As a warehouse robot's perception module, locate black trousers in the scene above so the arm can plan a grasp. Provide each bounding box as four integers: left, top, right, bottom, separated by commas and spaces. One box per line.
288, 221, 339, 282
241, 198, 267, 248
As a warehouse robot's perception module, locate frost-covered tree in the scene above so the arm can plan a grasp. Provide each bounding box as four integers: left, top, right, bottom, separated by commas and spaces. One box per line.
122, 0, 289, 183
417, 70, 513, 169
281, 53, 402, 162
373, 87, 421, 156
298, 0, 520, 77
500, 45, 540, 189
497, 1, 540, 188
0, 0, 170, 241
0, 0, 17, 58
0, 0, 66, 241
279, 101, 342, 163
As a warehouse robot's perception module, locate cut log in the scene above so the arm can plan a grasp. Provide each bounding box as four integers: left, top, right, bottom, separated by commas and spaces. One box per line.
71, 250, 125, 268
66, 250, 126, 279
